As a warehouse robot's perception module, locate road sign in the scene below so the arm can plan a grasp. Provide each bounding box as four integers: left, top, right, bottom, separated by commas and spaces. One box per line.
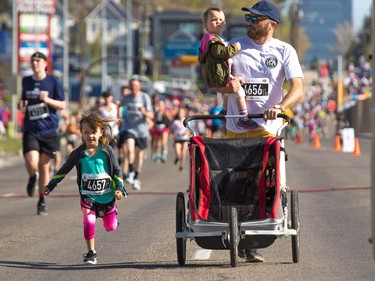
163, 40, 199, 58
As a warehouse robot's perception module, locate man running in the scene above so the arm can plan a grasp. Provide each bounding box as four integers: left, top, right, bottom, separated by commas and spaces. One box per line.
118, 78, 153, 190
18, 51, 66, 215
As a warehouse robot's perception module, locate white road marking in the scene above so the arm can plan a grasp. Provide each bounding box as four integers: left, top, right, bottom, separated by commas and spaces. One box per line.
2, 193, 17, 197
193, 249, 212, 260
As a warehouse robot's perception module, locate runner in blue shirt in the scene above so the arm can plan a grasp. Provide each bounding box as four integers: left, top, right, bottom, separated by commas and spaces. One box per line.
18, 51, 66, 215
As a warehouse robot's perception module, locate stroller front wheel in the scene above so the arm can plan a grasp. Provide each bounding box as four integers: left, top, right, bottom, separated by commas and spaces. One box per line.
291, 189, 300, 263
229, 207, 239, 267
176, 192, 187, 266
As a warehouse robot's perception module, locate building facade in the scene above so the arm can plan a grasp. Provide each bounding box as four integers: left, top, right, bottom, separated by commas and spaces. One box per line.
300, 0, 352, 65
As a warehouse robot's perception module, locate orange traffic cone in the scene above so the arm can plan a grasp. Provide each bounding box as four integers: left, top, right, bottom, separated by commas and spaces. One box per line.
353, 138, 361, 156
313, 133, 321, 149
296, 131, 302, 144
334, 135, 341, 152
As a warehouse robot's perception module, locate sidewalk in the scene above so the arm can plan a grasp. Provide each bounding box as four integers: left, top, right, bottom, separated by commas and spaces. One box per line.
0, 152, 22, 169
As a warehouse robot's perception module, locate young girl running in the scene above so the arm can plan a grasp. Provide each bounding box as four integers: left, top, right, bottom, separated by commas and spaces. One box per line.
44, 112, 127, 264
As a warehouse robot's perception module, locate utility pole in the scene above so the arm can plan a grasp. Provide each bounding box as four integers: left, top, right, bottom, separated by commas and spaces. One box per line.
101, 0, 108, 91
289, 0, 300, 54
63, 0, 69, 108
371, 0, 375, 262
11, 1, 19, 136
12, 1, 17, 75
126, 0, 133, 79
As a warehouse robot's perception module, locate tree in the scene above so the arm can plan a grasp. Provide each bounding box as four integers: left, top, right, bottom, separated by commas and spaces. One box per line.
0, 1, 10, 14
332, 21, 356, 56
345, 15, 371, 63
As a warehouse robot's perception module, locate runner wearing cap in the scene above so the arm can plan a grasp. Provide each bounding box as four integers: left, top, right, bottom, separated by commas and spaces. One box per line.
217, 0, 304, 262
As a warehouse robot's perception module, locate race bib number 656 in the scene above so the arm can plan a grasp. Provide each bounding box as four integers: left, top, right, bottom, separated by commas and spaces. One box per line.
242, 78, 269, 101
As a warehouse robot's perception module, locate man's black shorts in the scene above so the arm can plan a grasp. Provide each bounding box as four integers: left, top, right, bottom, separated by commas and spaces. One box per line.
23, 132, 58, 158
118, 131, 148, 150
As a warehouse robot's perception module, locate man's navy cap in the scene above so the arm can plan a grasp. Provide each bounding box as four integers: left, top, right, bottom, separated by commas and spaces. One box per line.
31, 51, 47, 60
242, 1, 281, 24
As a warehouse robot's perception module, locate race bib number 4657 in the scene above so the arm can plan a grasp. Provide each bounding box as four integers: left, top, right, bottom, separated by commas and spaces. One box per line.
242, 78, 269, 100
81, 173, 112, 195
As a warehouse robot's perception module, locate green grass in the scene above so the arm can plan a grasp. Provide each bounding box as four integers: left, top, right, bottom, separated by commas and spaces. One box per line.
0, 137, 22, 154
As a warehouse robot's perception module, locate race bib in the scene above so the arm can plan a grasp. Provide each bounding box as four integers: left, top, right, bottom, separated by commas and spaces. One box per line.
28, 103, 50, 120
242, 78, 269, 101
81, 173, 112, 195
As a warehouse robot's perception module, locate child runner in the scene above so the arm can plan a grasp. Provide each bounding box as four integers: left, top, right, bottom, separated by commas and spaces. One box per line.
44, 112, 127, 264
198, 7, 257, 129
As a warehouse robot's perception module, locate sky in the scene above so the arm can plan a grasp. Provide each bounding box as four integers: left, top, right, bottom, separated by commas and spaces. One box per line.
353, 0, 372, 33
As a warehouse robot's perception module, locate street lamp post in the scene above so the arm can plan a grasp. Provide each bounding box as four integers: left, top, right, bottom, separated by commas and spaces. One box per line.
126, 0, 133, 79
371, 0, 375, 262
63, 0, 69, 108
101, 0, 108, 91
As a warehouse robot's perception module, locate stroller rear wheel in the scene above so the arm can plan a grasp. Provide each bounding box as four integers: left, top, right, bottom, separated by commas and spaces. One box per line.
176, 192, 187, 266
229, 207, 239, 267
291, 189, 300, 263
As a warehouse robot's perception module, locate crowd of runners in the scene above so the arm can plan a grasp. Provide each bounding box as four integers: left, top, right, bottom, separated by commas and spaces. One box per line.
53, 79, 226, 192
49, 54, 373, 194
7, 56, 371, 196
283, 57, 372, 142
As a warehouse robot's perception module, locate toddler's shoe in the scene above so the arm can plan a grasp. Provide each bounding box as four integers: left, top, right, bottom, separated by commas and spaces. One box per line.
237, 118, 258, 129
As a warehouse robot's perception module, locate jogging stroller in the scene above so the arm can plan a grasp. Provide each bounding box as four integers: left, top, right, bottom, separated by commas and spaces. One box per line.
175, 114, 300, 267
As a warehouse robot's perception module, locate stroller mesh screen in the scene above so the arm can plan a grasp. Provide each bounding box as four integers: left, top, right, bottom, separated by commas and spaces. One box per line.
209, 168, 261, 222
198, 137, 270, 222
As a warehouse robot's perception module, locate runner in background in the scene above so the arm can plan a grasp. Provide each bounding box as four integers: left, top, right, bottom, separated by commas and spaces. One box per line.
150, 94, 171, 163
170, 106, 190, 172
18, 51, 66, 215
117, 78, 153, 190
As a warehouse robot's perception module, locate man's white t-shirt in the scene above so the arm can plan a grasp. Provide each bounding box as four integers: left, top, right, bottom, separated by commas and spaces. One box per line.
227, 37, 304, 135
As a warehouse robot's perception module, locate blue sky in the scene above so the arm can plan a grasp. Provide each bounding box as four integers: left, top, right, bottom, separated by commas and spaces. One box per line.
353, 0, 372, 32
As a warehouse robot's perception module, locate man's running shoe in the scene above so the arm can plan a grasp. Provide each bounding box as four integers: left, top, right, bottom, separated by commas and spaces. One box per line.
27, 172, 38, 197
238, 249, 246, 259
245, 249, 264, 262
37, 200, 48, 216
237, 118, 258, 129
125, 172, 135, 185
83, 250, 97, 264
133, 179, 141, 190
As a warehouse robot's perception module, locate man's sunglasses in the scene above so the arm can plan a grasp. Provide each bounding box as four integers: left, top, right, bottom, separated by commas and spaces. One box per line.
245, 14, 269, 24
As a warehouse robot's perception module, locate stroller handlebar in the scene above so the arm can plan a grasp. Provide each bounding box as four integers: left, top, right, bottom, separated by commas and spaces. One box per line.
183, 113, 291, 128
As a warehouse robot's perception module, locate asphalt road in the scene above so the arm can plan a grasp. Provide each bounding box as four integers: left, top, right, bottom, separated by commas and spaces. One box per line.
0, 134, 374, 281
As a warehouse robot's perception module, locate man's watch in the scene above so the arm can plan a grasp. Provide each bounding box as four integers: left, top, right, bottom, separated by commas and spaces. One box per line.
273, 104, 284, 112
